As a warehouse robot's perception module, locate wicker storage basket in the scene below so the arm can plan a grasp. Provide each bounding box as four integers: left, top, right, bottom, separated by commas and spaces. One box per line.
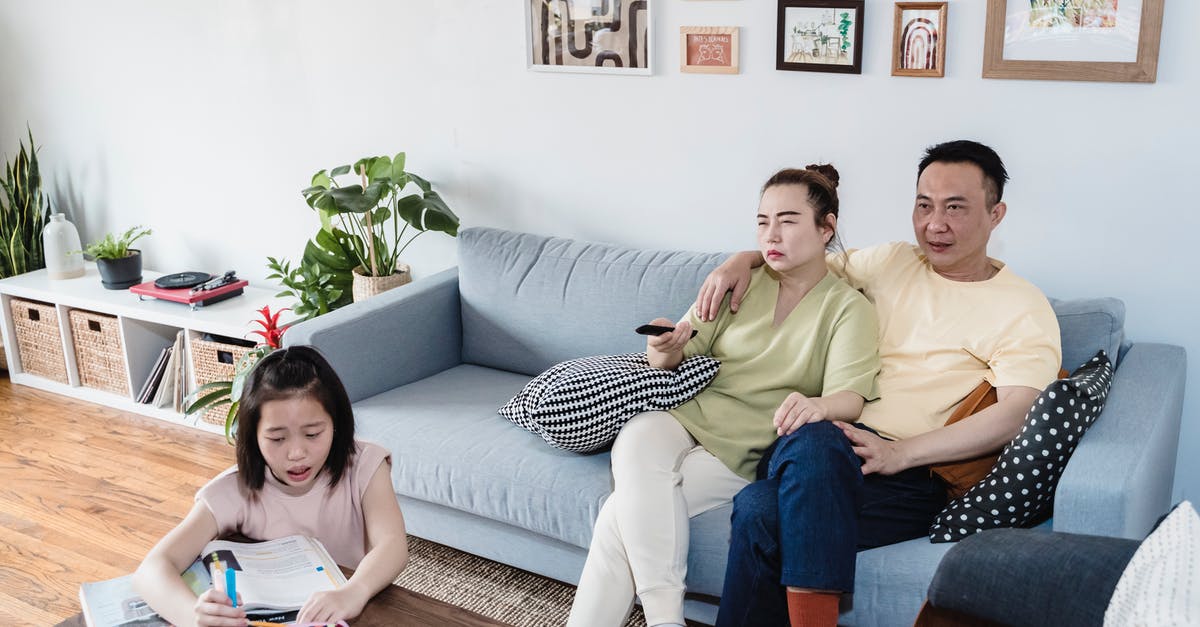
8, 298, 69, 384
191, 334, 257, 426
68, 309, 130, 396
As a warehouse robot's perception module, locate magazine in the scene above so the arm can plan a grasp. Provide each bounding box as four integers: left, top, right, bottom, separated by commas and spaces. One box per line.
80, 535, 347, 627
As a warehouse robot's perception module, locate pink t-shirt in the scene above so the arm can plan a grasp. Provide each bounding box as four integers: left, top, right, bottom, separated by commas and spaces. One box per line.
196, 440, 392, 568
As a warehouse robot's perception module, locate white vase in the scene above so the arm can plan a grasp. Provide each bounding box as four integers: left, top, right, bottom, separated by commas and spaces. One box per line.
43, 213, 85, 279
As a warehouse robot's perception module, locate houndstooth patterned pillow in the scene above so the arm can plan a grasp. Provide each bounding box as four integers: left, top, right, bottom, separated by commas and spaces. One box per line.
930, 350, 1114, 543
498, 353, 720, 453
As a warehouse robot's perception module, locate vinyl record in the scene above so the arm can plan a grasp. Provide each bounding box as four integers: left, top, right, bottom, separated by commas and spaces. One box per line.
154, 271, 212, 289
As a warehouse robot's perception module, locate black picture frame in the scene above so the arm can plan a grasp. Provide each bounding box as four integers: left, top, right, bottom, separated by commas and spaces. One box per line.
777, 0, 865, 74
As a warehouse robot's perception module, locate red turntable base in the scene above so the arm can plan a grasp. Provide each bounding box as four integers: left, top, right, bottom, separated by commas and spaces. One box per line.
130, 279, 249, 309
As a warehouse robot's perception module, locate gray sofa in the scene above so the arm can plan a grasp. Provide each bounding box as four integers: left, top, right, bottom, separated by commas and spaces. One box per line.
285, 227, 1188, 626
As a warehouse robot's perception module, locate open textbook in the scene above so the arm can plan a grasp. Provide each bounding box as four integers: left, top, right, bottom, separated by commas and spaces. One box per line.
79, 535, 347, 627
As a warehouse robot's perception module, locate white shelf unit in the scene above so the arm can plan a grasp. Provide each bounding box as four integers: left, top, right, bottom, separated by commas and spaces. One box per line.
0, 267, 291, 435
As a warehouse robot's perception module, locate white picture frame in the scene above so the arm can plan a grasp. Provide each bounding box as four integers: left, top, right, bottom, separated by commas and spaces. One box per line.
525, 0, 654, 75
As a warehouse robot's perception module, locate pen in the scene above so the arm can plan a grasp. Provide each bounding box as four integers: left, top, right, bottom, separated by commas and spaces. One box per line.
226, 564, 237, 608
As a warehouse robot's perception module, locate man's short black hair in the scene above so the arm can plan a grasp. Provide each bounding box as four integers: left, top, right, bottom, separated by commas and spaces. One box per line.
918, 140, 1009, 205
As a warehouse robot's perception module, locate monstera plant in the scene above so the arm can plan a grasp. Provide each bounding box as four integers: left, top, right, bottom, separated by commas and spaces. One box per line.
294, 153, 459, 302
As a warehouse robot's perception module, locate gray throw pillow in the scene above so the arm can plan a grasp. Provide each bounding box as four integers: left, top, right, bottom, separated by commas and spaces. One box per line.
930, 350, 1114, 543
498, 352, 720, 453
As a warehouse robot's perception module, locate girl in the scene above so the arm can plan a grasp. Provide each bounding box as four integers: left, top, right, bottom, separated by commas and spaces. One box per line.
567, 166, 880, 627
133, 345, 408, 627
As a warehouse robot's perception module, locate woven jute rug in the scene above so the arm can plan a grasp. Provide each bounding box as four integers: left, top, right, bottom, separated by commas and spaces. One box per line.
394, 536, 648, 627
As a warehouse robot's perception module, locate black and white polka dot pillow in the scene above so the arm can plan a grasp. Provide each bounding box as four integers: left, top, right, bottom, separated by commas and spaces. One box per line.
498, 352, 720, 453
930, 350, 1114, 543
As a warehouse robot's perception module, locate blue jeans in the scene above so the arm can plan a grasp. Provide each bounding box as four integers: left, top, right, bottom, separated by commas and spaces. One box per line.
715, 421, 948, 627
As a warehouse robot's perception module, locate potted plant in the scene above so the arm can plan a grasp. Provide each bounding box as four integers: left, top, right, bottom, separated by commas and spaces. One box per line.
184, 306, 288, 442
301, 153, 459, 302
0, 129, 52, 370
80, 225, 151, 289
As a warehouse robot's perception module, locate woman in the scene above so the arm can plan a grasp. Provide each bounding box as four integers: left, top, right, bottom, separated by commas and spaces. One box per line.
567, 165, 881, 627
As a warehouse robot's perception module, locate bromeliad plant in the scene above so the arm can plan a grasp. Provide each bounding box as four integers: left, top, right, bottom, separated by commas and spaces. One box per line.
184, 306, 290, 443
0, 129, 51, 279
300, 153, 459, 278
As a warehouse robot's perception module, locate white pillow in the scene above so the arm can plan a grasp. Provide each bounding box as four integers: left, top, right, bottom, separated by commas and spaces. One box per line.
1104, 500, 1200, 626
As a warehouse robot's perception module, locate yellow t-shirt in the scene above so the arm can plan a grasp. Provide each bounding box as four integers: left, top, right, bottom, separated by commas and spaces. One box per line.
829, 242, 1062, 441
670, 267, 880, 480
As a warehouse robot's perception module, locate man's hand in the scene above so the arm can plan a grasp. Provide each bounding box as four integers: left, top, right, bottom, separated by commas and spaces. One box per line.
695, 252, 758, 322
193, 588, 245, 627
773, 392, 829, 436
297, 586, 368, 624
834, 421, 910, 475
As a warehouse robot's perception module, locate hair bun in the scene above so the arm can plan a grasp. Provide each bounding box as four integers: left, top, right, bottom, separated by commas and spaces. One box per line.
805, 163, 840, 189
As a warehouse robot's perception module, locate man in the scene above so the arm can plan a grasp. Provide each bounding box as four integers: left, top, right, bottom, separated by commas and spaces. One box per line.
694, 140, 1062, 627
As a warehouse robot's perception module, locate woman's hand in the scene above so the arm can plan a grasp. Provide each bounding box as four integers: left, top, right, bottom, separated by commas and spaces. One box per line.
834, 421, 910, 476
695, 252, 759, 322
645, 317, 691, 370
193, 588, 245, 627
773, 393, 829, 436
297, 586, 368, 624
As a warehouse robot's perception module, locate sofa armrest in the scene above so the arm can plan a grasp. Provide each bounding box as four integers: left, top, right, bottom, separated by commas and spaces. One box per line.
282, 268, 463, 403
1052, 342, 1187, 539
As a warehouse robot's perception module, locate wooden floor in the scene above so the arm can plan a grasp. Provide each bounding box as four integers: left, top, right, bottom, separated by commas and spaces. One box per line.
0, 373, 234, 625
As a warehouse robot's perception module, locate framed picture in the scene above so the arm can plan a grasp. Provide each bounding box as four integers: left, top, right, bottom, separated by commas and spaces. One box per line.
982, 0, 1164, 82
525, 0, 653, 75
777, 1, 865, 74
680, 27, 740, 74
892, 2, 947, 77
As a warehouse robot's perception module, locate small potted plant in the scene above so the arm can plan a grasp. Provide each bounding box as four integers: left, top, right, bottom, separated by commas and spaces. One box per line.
301, 153, 459, 302
80, 225, 151, 289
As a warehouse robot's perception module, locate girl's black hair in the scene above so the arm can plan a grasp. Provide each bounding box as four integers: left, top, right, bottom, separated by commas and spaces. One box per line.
234, 345, 356, 493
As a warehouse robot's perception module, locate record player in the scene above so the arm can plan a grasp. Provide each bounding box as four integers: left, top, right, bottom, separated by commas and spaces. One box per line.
130, 271, 248, 310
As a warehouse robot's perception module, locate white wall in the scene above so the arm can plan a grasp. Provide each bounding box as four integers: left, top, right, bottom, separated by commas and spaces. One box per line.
1, 0, 1196, 499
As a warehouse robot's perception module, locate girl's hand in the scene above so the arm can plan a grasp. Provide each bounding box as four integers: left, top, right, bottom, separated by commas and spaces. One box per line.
297, 587, 368, 624
193, 588, 245, 627
834, 421, 909, 476
773, 393, 828, 436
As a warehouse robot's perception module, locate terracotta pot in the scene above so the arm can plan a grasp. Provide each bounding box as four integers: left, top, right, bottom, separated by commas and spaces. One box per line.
96, 249, 143, 289
351, 264, 411, 302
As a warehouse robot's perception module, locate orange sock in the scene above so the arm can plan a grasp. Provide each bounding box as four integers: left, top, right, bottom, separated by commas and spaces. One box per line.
786, 589, 839, 627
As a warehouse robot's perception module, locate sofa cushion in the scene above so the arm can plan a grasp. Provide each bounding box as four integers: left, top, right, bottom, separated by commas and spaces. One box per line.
499, 352, 720, 453
353, 364, 614, 550
930, 351, 1114, 543
457, 227, 725, 376
1050, 297, 1125, 371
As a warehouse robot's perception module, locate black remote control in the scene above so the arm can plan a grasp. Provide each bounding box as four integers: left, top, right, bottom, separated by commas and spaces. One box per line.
636, 324, 699, 339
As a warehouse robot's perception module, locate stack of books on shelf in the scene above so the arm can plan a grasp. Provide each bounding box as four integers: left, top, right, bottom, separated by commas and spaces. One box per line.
135, 330, 186, 410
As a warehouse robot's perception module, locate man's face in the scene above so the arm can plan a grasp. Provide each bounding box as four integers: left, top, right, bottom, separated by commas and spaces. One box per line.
912, 161, 1005, 280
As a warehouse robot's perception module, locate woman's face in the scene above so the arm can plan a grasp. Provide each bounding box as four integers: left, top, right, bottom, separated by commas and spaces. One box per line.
757, 183, 833, 275
256, 394, 335, 494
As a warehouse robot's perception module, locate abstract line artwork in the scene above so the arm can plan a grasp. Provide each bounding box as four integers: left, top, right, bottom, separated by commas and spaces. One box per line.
900, 12, 940, 69
526, 0, 652, 75
891, 2, 946, 78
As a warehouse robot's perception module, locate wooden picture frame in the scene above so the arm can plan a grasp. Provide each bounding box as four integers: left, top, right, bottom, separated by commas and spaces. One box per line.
680, 27, 740, 74
776, 0, 865, 74
525, 0, 653, 76
982, 0, 1164, 82
892, 2, 947, 77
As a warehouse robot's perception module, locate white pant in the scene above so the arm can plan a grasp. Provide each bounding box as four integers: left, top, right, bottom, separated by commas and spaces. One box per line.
567, 411, 749, 627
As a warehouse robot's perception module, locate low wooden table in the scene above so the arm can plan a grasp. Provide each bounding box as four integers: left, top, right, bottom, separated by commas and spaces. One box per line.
58, 569, 508, 627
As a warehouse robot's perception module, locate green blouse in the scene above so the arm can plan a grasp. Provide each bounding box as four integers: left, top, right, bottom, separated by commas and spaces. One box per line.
670, 267, 880, 480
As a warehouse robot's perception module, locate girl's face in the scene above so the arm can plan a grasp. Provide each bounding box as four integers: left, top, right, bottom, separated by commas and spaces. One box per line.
256, 394, 335, 494
757, 184, 833, 275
